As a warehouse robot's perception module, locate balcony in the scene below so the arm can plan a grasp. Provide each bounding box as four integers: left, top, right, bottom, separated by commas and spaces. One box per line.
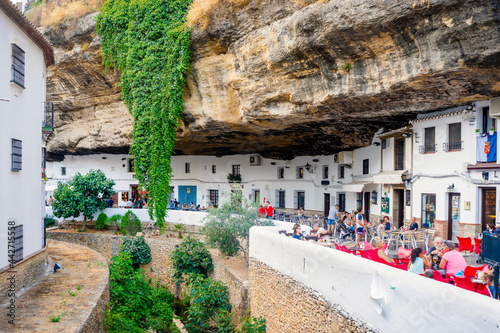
42, 102, 54, 133
442, 141, 463, 152
418, 144, 437, 154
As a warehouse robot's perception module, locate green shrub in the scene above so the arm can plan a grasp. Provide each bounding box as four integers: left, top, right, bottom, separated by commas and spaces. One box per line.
45, 215, 56, 227
94, 212, 109, 230
121, 236, 152, 266
170, 237, 213, 284
185, 274, 233, 333
148, 285, 177, 332
121, 210, 141, 236
237, 316, 267, 333
108, 214, 123, 231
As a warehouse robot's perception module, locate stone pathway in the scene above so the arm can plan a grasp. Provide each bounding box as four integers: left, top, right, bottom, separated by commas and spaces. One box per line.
0, 240, 108, 332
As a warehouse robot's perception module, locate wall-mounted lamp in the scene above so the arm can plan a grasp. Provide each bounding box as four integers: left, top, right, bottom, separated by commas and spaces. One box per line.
372, 141, 381, 146
402, 133, 412, 138
305, 163, 313, 173
270, 162, 277, 165
414, 133, 420, 143
312, 158, 320, 162
344, 164, 352, 169
446, 183, 455, 192
482, 172, 489, 181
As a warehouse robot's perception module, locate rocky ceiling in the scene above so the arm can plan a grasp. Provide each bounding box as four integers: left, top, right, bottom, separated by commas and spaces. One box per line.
43, 0, 500, 161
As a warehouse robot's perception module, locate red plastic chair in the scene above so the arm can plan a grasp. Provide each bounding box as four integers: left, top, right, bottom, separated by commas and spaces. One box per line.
457, 237, 474, 263
334, 243, 341, 250
431, 270, 455, 284
397, 247, 413, 259
463, 265, 487, 278
474, 238, 482, 263
453, 276, 490, 296
359, 250, 371, 260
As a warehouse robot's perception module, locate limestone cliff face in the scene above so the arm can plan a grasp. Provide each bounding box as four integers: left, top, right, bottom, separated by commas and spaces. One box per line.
44, 0, 500, 160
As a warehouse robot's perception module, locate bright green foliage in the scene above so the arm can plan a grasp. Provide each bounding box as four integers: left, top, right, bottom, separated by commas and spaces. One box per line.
121, 236, 152, 266
185, 274, 233, 333
52, 169, 115, 231
96, 0, 193, 228
106, 252, 176, 332
237, 316, 267, 333
45, 215, 56, 227
120, 210, 142, 236
170, 237, 213, 284
202, 185, 273, 264
95, 212, 110, 230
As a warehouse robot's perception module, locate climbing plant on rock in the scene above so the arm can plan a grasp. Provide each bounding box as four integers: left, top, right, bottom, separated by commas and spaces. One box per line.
96, 0, 193, 227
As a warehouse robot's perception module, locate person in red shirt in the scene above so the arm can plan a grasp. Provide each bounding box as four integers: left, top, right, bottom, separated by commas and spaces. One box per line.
258, 204, 265, 217
265, 201, 274, 219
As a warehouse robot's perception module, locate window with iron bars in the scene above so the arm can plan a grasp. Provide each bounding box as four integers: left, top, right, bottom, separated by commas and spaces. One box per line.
11, 139, 22, 171
11, 44, 25, 87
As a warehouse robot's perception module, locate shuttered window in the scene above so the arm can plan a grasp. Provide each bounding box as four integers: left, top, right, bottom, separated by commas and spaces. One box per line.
11, 139, 22, 171
11, 44, 25, 87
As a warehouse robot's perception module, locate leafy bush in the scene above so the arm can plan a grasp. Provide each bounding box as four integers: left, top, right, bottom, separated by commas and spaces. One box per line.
170, 237, 213, 284
108, 214, 123, 231
202, 185, 273, 264
148, 285, 177, 332
94, 212, 109, 230
121, 210, 141, 236
45, 215, 56, 227
121, 236, 152, 266
237, 316, 267, 333
185, 274, 233, 333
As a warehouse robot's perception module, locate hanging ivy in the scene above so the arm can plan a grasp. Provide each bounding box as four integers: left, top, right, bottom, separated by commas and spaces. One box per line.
96, 0, 193, 227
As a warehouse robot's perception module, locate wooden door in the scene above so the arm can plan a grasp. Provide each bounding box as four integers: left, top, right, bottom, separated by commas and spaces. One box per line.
324, 193, 330, 217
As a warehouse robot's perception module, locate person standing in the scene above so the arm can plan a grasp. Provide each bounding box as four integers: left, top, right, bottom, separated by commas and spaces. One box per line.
258, 204, 265, 217
356, 207, 365, 242
265, 201, 274, 219
327, 204, 339, 234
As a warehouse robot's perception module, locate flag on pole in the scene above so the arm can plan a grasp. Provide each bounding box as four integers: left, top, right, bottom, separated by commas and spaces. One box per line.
477, 133, 497, 162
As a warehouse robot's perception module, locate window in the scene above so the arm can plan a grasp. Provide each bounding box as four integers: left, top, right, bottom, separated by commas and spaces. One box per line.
232, 165, 240, 176
277, 167, 284, 179
11, 139, 22, 171
394, 138, 405, 170
421, 194, 436, 228
447, 123, 461, 151
212, 165, 216, 174
338, 193, 346, 212
127, 159, 134, 172
424, 127, 435, 153
371, 191, 378, 205
362, 159, 369, 175
185, 162, 190, 173
482, 107, 495, 134
209, 190, 219, 208
11, 225, 23, 263
356, 192, 363, 208
322, 166, 329, 179
296, 167, 304, 179
61, 167, 66, 176
338, 165, 345, 179
11, 44, 25, 87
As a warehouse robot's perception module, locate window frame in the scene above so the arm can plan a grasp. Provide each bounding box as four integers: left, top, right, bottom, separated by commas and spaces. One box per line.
338, 165, 345, 179
11, 139, 22, 171
61, 166, 66, 176
423, 127, 436, 153
447, 122, 462, 152
277, 167, 284, 179
394, 137, 405, 170
232, 164, 241, 176
362, 159, 369, 175
296, 167, 304, 179
209, 190, 219, 208
322, 165, 329, 179
212, 165, 216, 174
185, 162, 190, 173
421, 193, 436, 229
11, 44, 25, 88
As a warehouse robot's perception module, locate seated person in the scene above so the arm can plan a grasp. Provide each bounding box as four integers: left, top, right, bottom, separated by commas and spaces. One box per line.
189, 202, 195, 210
297, 207, 304, 217
292, 223, 305, 241
370, 237, 395, 264
133, 200, 140, 209
143, 201, 148, 208
344, 213, 355, 231
484, 223, 496, 235
382, 216, 392, 230
439, 241, 467, 276
409, 217, 419, 231
482, 270, 500, 299
195, 204, 201, 211
407, 248, 431, 274
426, 237, 445, 270
310, 223, 328, 237
200, 206, 206, 211
181, 202, 188, 210
169, 200, 175, 209
125, 199, 133, 208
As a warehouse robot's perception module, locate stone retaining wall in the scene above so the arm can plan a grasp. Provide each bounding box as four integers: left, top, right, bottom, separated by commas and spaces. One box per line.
0, 248, 47, 305
47, 231, 248, 319
249, 259, 378, 333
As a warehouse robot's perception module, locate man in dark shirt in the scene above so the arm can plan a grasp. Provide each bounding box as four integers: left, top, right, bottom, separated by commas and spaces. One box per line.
426, 237, 445, 270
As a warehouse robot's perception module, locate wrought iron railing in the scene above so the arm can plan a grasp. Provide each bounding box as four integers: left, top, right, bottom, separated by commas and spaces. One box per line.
43, 102, 54, 130
418, 144, 437, 154
443, 141, 463, 152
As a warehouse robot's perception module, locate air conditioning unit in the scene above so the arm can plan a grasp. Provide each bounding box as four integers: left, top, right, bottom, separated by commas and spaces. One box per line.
490, 97, 500, 119
334, 151, 353, 164
249, 155, 261, 166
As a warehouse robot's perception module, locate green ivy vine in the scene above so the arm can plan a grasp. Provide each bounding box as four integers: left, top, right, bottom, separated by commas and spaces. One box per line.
96, 0, 193, 228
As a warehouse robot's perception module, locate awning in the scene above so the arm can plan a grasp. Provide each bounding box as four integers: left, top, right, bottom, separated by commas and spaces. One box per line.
373, 170, 407, 184
342, 181, 373, 192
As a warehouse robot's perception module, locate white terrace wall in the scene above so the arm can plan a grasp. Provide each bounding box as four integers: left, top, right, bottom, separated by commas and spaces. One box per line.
249, 227, 500, 332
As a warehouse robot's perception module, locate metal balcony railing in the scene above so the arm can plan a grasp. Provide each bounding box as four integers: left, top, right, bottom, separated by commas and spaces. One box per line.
43, 102, 53, 132
443, 141, 463, 152
418, 144, 437, 154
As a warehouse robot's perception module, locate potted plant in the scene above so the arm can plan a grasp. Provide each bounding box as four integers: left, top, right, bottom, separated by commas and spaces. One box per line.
226, 173, 242, 183
475, 129, 481, 137
489, 127, 495, 135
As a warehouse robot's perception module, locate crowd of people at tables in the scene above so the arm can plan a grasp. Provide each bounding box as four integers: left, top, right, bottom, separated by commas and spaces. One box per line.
168, 199, 207, 211
290, 206, 499, 299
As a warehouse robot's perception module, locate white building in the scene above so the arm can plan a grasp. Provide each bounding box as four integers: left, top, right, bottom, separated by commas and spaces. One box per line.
0, 0, 54, 282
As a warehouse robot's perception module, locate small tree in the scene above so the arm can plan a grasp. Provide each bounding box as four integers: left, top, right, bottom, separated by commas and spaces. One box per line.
52, 169, 115, 231
202, 184, 273, 265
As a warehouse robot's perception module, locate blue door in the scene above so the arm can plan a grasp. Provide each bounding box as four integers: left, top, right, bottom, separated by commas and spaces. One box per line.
178, 186, 197, 208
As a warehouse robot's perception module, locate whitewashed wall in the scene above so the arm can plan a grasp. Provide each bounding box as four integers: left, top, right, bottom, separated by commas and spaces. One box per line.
0, 9, 46, 269
250, 227, 500, 332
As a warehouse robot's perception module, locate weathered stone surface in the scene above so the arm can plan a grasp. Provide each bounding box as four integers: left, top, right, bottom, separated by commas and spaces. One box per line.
43, 0, 500, 160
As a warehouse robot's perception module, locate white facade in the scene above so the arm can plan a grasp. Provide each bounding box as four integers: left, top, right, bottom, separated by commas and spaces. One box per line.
0, 0, 53, 269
